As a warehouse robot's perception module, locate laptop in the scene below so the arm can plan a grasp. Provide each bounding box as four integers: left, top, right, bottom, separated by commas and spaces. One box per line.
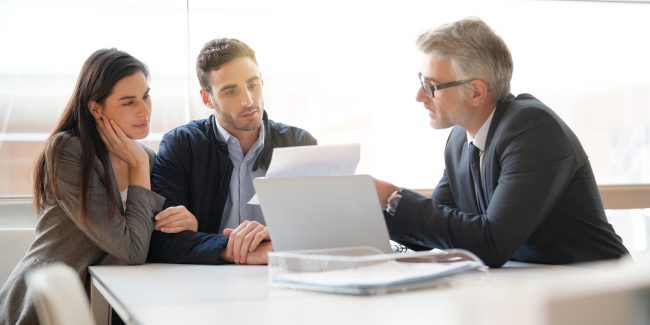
253, 175, 393, 254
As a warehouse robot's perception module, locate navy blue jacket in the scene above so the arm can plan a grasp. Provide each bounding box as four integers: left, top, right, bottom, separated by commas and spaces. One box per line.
147, 112, 317, 264
387, 94, 628, 267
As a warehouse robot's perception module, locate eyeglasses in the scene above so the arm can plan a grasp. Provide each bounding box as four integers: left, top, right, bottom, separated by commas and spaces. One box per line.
418, 72, 473, 98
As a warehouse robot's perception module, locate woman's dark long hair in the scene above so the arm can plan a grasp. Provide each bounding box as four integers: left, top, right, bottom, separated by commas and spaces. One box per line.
33, 48, 149, 222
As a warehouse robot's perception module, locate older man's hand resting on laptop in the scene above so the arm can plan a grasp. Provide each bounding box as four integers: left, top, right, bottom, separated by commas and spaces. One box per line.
219, 220, 274, 265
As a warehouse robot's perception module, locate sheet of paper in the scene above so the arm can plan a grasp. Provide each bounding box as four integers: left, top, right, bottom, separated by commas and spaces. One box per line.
273, 260, 479, 288
265, 143, 360, 177
248, 144, 360, 204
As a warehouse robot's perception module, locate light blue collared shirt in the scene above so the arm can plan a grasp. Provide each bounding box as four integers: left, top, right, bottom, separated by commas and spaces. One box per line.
215, 123, 267, 234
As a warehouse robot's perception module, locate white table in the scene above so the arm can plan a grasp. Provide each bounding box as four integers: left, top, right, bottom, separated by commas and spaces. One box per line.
89, 262, 557, 325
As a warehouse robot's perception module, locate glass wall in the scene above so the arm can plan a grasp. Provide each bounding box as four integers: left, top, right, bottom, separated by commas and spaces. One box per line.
1, 0, 649, 249
187, 0, 650, 188
0, 0, 189, 194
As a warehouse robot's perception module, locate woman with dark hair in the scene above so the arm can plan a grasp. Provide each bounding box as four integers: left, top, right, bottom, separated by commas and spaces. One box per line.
0, 48, 180, 325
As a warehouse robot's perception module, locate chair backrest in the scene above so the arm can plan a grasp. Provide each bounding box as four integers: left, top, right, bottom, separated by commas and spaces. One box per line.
0, 198, 37, 286
25, 263, 96, 325
0, 199, 37, 228
0, 228, 35, 286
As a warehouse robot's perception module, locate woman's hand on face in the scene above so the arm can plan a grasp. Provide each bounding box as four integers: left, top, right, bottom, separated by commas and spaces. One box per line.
95, 116, 148, 169
96, 116, 151, 189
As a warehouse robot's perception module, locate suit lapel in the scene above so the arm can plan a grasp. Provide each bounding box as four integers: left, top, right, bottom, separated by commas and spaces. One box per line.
484, 94, 513, 150
481, 94, 514, 205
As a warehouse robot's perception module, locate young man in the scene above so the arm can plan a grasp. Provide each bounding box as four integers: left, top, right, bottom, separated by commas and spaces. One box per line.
374, 17, 628, 267
148, 38, 317, 265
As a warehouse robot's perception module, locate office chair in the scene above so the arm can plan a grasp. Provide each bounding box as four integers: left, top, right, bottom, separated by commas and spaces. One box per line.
0, 228, 35, 285
25, 263, 96, 325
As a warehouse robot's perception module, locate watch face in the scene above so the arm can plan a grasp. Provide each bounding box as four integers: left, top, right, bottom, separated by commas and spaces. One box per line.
386, 191, 402, 215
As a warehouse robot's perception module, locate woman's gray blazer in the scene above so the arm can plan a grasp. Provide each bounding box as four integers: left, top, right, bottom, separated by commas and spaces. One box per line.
0, 134, 165, 325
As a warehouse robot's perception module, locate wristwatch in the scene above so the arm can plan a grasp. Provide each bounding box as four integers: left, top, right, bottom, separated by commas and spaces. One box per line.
385, 188, 403, 215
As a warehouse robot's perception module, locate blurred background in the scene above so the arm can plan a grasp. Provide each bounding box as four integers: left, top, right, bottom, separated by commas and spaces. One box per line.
1, 0, 648, 251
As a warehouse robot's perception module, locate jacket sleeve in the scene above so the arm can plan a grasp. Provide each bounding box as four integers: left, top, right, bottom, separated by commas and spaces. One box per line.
302, 132, 317, 146
385, 170, 456, 252
387, 109, 577, 268
430, 170, 456, 208
148, 131, 229, 264
53, 137, 164, 265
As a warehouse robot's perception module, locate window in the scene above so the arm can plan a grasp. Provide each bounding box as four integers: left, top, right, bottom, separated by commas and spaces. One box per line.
185, 0, 650, 186
0, 0, 188, 194
2, 0, 649, 250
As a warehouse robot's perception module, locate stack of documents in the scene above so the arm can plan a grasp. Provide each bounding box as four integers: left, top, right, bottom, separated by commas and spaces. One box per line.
268, 247, 486, 295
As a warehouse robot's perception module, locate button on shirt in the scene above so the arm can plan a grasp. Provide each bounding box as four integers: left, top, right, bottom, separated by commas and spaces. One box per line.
216, 123, 267, 234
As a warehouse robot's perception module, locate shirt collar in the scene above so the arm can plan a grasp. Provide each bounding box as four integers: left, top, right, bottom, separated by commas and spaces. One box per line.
214, 119, 266, 153
466, 106, 496, 152
252, 123, 266, 154
215, 120, 233, 143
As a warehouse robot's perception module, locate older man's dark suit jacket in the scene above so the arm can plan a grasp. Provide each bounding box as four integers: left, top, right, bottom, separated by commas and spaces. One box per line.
386, 93, 628, 267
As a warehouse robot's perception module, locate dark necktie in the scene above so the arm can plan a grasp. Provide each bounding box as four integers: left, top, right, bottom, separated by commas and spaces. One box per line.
468, 143, 487, 213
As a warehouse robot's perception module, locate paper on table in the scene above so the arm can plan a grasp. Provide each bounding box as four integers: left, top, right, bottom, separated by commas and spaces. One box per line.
273, 259, 480, 289
248, 144, 360, 204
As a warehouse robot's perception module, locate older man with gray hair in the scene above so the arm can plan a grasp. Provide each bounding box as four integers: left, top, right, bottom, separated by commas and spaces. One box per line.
374, 17, 628, 267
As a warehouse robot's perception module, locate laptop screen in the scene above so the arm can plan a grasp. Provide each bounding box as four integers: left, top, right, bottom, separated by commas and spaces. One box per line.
253, 175, 392, 254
